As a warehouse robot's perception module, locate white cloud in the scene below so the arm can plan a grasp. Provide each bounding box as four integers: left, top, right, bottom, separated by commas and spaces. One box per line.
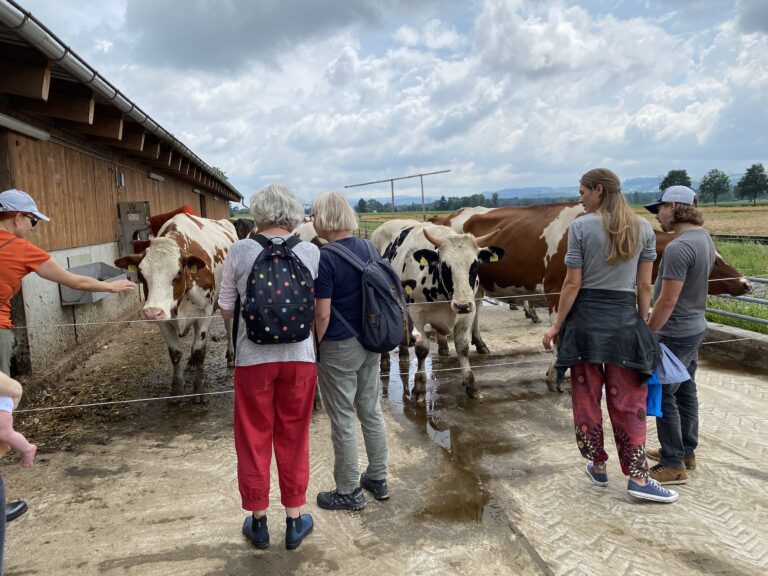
12, 0, 768, 202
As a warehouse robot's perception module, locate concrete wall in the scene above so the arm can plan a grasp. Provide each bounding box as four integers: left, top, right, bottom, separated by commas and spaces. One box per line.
19, 240, 140, 373
702, 322, 768, 372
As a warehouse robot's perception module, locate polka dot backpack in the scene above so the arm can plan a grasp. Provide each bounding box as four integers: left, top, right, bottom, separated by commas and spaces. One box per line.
241, 234, 315, 344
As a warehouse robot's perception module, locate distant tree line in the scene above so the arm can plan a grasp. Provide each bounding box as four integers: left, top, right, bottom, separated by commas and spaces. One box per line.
660, 164, 767, 206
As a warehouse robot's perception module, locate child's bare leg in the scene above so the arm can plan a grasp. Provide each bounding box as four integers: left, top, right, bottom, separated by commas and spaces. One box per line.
0, 412, 36, 467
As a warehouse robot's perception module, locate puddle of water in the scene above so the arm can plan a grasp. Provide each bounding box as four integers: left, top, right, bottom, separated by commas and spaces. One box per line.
382, 349, 502, 523
416, 463, 491, 523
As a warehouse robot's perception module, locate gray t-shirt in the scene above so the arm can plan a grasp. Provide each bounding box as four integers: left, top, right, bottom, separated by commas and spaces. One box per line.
653, 228, 715, 338
565, 213, 656, 292
222, 236, 320, 367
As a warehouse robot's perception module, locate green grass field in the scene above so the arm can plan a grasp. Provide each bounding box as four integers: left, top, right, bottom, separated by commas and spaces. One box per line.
706, 241, 768, 334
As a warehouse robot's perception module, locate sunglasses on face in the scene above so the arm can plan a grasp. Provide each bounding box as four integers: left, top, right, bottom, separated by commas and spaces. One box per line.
25, 214, 39, 227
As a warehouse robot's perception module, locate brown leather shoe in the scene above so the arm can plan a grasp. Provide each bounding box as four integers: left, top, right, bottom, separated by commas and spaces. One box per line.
646, 448, 696, 470
649, 464, 688, 485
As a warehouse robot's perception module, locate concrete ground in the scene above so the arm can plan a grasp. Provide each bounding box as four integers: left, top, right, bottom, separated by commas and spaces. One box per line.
3, 304, 767, 575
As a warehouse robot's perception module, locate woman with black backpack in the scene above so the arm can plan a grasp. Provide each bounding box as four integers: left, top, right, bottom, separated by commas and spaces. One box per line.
312, 191, 391, 512
219, 183, 320, 551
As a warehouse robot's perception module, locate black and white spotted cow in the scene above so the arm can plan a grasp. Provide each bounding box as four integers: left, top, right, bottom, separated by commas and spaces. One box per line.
371, 220, 505, 402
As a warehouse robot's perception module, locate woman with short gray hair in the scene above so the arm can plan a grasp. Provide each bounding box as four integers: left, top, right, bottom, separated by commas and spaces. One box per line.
219, 182, 320, 550
312, 191, 389, 511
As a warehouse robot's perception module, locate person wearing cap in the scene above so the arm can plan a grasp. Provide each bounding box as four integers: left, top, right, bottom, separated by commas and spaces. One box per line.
644, 186, 716, 487
0, 188, 135, 570
542, 168, 679, 503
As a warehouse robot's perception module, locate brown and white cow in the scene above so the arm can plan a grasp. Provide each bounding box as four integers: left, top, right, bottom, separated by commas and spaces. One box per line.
371, 220, 505, 402
115, 213, 237, 401
452, 202, 752, 389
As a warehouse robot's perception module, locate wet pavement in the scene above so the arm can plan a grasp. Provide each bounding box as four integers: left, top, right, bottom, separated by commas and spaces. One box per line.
3, 303, 768, 575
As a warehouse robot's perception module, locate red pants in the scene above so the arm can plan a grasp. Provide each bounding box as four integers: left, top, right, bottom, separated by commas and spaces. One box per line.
234, 361, 317, 510
570, 362, 649, 478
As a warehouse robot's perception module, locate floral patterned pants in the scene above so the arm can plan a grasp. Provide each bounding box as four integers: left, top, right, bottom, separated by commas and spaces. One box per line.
571, 362, 649, 478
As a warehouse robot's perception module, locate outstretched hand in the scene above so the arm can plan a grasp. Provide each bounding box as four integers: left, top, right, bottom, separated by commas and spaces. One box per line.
110, 279, 137, 293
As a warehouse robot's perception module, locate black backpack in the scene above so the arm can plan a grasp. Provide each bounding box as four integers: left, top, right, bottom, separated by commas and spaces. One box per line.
240, 234, 315, 345
323, 240, 409, 354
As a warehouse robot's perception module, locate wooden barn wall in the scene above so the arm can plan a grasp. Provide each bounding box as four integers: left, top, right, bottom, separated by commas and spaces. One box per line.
4, 132, 231, 251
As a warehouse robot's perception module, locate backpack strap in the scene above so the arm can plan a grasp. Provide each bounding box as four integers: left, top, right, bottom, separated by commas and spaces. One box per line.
323, 242, 368, 272
250, 234, 270, 249
323, 242, 370, 338
251, 234, 302, 250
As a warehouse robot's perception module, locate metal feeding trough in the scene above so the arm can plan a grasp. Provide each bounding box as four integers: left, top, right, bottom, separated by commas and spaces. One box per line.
59, 262, 128, 306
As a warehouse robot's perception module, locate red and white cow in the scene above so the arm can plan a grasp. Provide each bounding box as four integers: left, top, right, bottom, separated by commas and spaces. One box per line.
371, 220, 505, 402
115, 213, 237, 401
452, 202, 752, 389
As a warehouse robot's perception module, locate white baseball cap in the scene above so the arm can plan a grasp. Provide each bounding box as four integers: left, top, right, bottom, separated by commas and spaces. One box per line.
0, 189, 50, 221
644, 185, 697, 214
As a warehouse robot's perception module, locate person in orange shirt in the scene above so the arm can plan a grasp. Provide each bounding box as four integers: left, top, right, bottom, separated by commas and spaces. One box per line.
0, 188, 135, 571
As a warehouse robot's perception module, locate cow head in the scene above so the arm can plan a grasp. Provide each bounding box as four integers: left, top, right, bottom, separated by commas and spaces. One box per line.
115, 237, 209, 320
414, 228, 505, 314
708, 250, 751, 296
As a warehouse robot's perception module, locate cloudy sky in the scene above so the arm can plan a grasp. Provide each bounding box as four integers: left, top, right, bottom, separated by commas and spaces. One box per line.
18, 0, 768, 203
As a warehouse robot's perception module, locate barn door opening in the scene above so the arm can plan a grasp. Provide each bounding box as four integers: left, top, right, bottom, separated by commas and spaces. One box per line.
199, 193, 207, 217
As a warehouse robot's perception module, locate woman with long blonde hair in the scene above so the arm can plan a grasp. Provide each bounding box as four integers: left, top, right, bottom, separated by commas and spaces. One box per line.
542, 168, 676, 503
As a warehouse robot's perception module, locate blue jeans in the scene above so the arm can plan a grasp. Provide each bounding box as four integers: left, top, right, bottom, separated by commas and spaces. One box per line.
656, 330, 706, 468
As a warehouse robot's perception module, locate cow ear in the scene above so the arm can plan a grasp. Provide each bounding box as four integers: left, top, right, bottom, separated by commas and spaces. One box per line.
413, 249, 438, 267
478, 246, 505, 264
115, 254, 144, 271
184, 255, 207, 274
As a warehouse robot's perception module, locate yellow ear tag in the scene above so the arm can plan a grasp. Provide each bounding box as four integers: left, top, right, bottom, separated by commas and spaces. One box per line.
128, 264, 138, 273
190, 264, 198, 274
419, 257, 428, 266
489, 253, 499, 262
405, 284, 413, 294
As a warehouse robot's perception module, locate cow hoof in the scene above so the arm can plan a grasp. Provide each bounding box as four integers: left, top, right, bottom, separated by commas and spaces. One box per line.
475, 344, 490, 354
546, 379, 559, 393
414, 392, 426, 403
466, 389, 483, 399
192, 394, 208, 405
532, 317, 542, 324
437, 348, 449, 357
313, 399, 323, 411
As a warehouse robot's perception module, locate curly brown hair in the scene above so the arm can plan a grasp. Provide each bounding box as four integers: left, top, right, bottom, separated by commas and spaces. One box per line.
671, 203, 704, 226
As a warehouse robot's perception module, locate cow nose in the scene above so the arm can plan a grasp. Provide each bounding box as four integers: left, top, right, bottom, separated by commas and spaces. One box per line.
453, 301, 474, 314
743, 279, 752, 293
143, 307, 165, 320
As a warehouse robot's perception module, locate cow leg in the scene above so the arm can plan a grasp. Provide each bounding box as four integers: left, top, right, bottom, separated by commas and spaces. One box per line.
223, 317, 235, 367
524, 300, 541, 323
190, 318, 213, 403
413, 339, 430, 404
544, 341, 564, 392
470, 305, 490, 354
437, 334, 450, 357
455, 318, 480, 399
398, 343, 409, 358
381, 350, 391, 374
158, 321, 184, 398
313, 383, 322, 411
